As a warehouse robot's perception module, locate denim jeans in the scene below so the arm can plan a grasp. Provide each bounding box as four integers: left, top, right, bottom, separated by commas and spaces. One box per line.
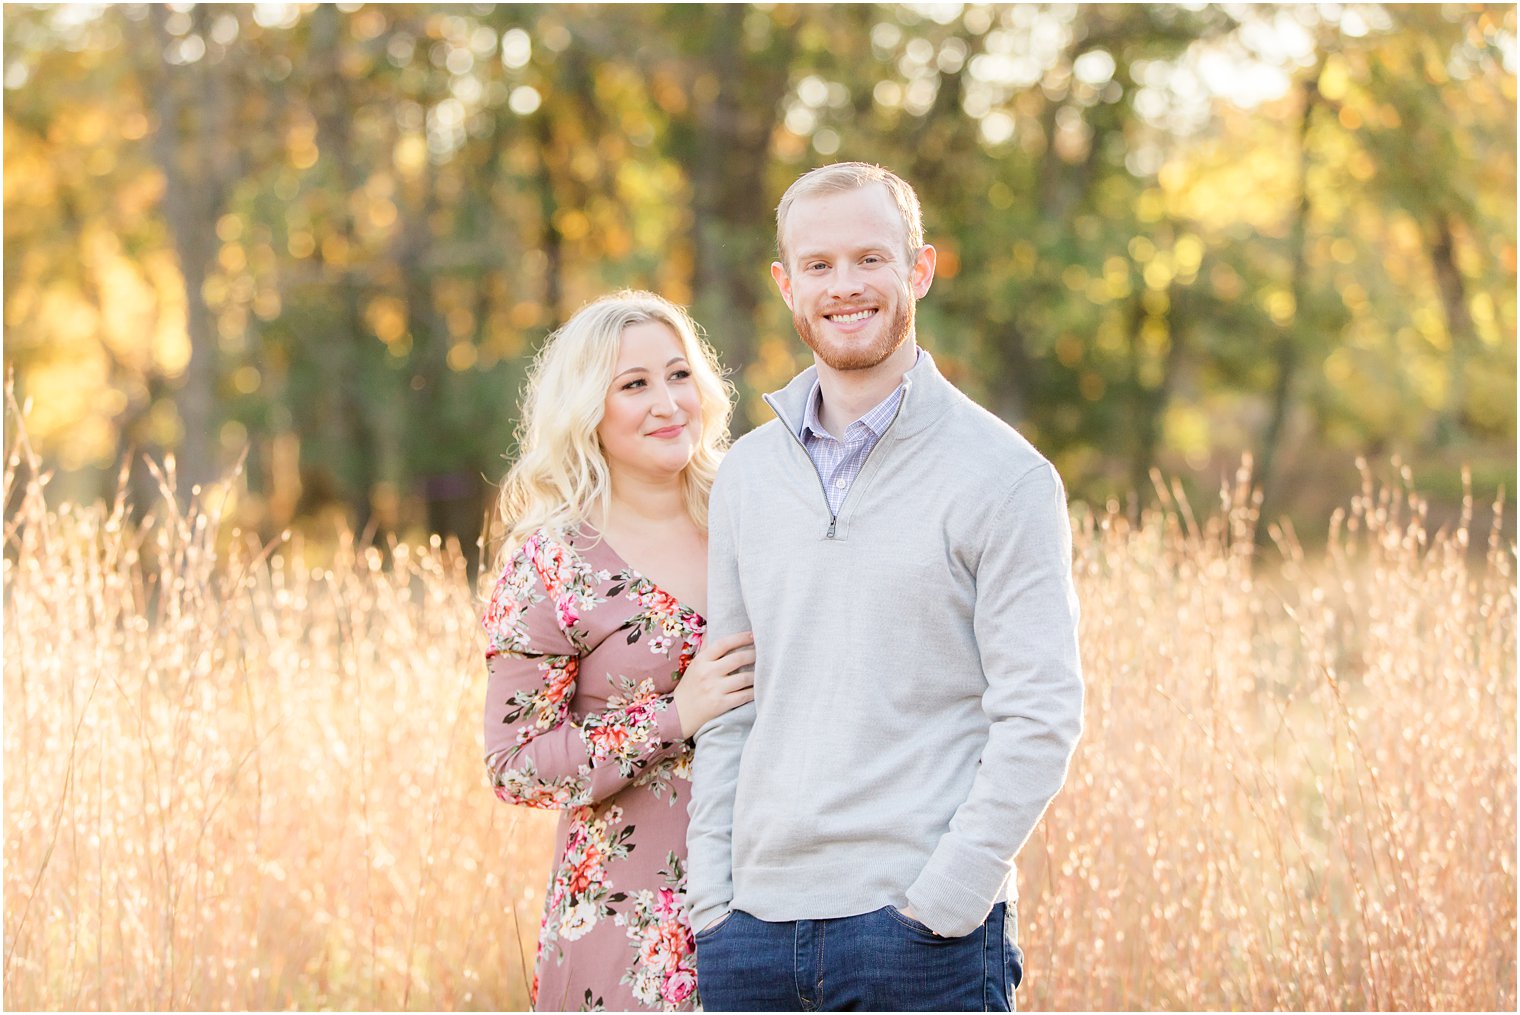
694, 902, 1022, 1012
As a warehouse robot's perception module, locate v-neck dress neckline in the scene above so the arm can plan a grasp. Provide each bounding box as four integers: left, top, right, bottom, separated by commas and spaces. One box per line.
574, 524, 706, 623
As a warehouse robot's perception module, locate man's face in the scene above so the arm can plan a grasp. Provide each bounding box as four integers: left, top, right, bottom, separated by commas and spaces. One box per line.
771, 184, 936, 374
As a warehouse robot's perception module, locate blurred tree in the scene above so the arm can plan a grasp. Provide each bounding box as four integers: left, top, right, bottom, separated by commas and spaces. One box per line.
3, 3, 1513, 545
139, 3, 253, 495
1346, 6, 1516, 446
660, 4, 798, 379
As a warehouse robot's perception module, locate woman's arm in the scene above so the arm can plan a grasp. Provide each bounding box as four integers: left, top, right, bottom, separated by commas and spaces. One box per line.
482, 533, 687, 809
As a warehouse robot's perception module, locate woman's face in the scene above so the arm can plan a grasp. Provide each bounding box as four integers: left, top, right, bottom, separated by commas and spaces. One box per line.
596, 320, 703, 485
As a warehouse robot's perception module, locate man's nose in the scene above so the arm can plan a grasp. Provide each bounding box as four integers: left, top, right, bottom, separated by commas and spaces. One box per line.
827, 265, 865, 298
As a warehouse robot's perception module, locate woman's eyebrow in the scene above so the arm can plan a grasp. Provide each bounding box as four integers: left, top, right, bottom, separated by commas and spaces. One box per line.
612, 357, 688, 381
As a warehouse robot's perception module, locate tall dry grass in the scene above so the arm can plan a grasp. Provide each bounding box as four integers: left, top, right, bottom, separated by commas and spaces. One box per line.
1023, 464, 1516, 1011
3, 411, 553, 1011
4, 402, 1515, 1009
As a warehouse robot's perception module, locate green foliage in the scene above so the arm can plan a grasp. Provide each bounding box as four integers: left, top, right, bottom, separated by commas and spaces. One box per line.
3, 3, 1515, 544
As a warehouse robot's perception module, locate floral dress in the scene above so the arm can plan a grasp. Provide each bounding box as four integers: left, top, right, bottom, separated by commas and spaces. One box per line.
483, 526, 705, 1012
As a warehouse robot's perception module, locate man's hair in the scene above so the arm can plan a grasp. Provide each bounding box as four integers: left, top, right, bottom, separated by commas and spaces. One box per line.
774, 162, 924, 270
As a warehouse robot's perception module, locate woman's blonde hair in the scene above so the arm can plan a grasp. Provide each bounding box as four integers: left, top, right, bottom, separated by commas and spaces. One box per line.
490, 290, 732, 574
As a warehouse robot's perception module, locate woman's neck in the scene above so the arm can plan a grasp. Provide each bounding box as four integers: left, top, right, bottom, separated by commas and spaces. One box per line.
598, 473, 688, 532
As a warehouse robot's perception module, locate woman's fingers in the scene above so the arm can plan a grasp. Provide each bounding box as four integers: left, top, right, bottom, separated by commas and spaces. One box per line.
715, 665, 754, 689
701, 630, 754, 658
687, 648, 752, 681
718, 648, 756, 675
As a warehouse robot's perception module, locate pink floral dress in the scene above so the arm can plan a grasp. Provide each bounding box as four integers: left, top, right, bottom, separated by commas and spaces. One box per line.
483, 527, 705, 1012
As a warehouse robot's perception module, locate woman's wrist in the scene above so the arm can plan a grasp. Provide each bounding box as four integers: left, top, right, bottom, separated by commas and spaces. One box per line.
651, 692, 684, 742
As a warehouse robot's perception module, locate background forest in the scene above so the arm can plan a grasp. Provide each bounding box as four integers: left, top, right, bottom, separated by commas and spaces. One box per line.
4, 2, 1515, 555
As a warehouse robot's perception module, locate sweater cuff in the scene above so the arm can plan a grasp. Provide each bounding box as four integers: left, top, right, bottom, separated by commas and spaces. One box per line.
904, 835, 1012, 938
688, 900, 730, 938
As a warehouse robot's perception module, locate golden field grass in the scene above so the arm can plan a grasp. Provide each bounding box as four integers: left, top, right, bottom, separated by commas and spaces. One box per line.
4, 413, 1515, 1009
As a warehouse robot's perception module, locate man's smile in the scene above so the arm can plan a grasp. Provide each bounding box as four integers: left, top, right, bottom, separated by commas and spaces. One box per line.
824, 308, 879, 328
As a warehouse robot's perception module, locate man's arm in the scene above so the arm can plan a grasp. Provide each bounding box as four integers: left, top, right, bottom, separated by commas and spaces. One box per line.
685, 464, 756, 933
904, 461, 1085, 938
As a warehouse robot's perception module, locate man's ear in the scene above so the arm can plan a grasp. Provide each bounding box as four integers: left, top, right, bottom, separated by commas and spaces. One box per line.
911, 245, 937, 299
770, 261, 794, 310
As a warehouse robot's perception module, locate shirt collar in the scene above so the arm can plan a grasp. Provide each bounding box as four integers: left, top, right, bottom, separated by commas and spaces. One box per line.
799, 348, 920, 441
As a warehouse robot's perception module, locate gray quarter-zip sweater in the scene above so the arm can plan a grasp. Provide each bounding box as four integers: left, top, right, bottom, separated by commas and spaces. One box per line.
686, 350, 1085, 939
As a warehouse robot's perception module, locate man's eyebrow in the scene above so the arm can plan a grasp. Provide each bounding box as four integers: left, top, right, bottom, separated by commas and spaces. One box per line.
794, 245, 895, 261
612, 356, 689, 380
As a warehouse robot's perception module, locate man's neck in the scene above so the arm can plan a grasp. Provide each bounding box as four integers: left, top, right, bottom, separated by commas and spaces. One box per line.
814, 341, 918, 438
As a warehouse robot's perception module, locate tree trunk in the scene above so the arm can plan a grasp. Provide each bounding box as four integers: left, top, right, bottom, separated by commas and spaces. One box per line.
1257, 73, 1319, 524
309, 4, 381, 533
683, 6, 792, 411
533, 112, 566, 327
1427, 212, 1474, 445
985, 322, 1033, 424
1129, 282, 1189, 499
145, 5, 241, 497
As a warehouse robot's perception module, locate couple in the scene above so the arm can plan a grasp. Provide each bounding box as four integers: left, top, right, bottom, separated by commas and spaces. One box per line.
482, 163, 1085, 1012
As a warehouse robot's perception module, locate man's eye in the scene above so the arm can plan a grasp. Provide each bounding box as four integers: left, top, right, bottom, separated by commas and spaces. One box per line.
807, 262, 828, 272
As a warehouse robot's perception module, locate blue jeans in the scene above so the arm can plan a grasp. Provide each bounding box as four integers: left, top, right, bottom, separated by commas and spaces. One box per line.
694, 903, 1022, 1012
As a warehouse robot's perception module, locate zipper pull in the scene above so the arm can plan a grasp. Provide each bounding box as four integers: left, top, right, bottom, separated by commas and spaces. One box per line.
826, 518, 837, 539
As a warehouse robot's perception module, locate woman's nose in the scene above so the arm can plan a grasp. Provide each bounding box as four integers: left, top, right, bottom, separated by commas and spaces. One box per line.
648, 384, 678, 416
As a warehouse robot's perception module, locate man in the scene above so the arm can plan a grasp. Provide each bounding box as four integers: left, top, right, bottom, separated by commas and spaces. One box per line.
687, 162, 1084, 1012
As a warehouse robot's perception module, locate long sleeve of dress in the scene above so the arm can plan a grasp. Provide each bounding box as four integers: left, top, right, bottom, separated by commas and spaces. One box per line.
482, 531, 688, 809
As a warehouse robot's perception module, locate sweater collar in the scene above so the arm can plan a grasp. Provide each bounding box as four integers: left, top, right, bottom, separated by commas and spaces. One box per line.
764, 346, 955, 440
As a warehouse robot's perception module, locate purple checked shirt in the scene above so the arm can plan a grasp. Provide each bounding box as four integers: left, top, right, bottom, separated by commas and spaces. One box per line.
799, 351, 917, 515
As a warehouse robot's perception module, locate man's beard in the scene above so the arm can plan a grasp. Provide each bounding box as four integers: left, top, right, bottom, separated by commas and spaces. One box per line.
794, 296, 914, 372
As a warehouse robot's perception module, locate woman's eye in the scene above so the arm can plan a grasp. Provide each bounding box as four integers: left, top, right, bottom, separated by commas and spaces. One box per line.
670, 369, 692, 381
621, 378, 646, 391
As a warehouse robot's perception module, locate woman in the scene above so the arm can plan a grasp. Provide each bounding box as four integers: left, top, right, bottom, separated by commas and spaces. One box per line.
482, 291, 755, 1012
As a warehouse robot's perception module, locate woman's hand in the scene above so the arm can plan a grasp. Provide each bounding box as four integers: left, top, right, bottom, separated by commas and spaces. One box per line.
673, 631, 756, 739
